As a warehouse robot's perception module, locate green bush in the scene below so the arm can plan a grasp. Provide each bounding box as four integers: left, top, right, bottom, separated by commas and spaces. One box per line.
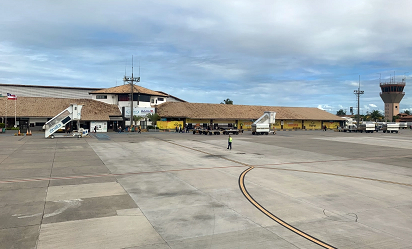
6, 127, 19, 130
0, 123, 4, 128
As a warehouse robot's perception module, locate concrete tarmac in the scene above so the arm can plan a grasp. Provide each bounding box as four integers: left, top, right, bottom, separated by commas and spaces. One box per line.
1, 130, 412, 248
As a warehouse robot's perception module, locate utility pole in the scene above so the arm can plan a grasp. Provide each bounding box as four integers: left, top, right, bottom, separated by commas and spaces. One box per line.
353, 75, 364, 127
123, 56, 140, 126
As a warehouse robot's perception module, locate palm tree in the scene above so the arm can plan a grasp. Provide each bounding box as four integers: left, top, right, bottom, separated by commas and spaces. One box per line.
146, 113, 161, 129
336, 109, 346, 116
220, 98, 233, 104
133, 115, 144, 126
370, 110, 383, 121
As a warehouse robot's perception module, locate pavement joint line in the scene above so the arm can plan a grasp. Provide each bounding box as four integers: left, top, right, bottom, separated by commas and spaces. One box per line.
256, 166, 412, 187
238, 166, 337, 249
157, 136, 338, 248
36, 138, 57, 249
1, 154, 412, 187
153, 137, 250, 166
0, 136, 30, 165
155, 137, 409, 248
0, 165, 247, 184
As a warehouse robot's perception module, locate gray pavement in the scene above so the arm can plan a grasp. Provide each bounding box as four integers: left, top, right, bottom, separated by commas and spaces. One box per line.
1, 130, 412, 248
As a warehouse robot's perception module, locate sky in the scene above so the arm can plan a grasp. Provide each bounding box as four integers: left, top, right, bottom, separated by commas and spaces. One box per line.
1, 0, 412, 114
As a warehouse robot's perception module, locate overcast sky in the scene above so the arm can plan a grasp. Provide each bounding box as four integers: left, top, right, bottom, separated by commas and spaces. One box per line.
1, 0, 412, 114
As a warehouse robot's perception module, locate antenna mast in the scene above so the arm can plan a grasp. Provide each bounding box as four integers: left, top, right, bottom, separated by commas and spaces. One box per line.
123, 55, 140, 127
354, 75, 364, 127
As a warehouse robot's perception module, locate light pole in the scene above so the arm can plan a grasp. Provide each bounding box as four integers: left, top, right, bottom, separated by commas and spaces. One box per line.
123, 56, 140, 128
354, 75, 364, 127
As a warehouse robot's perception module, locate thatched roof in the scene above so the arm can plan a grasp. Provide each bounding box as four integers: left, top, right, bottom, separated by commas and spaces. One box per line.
89, 84, 167, 97
156, 102, 344, 121
0, 97, 121, 121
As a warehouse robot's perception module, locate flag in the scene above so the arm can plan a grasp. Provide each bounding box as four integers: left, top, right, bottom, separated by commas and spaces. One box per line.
7, 93, 17, 100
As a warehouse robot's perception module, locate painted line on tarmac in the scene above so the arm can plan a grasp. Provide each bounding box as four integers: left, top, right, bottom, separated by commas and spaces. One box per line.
2, 155, 411, 187
157, 136, 337, 248
239, 166, 337, 249
0, 165, 247, 184
255, 166, 412, 187
154, 136, 412, 187
153, 137, 250, 166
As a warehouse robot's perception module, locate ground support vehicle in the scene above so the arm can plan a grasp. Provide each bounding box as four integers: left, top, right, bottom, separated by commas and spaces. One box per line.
192, 129, 221, 135
251, 111, 276, 135
338, 124, 358, 132
399, 122, 407, 129
204, 129, 223, 135
358, 123, 375, 133
43, 104, 84, 139
193, 128, 242, 135
192, 128, 204, 135
382, 123, 399, 133
222, 129, 242, 135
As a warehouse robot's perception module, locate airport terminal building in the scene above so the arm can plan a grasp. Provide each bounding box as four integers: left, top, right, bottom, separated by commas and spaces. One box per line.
155, 102, 344, 130
0, 83, 344, 132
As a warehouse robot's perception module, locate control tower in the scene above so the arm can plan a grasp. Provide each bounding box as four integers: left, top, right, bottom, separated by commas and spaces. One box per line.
380, 78, 405, 121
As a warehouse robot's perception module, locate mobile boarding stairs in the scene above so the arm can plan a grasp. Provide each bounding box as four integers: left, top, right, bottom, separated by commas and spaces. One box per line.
43, 104, 85, 139
251, 111, 277, 135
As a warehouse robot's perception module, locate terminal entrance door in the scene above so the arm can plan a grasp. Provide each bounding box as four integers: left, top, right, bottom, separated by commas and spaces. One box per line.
19, 119, 29, 132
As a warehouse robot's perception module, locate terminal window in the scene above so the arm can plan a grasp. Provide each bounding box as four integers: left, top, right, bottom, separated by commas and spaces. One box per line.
96, 95, 108, 99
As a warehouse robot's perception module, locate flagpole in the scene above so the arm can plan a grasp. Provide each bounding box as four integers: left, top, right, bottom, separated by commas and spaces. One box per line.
14, 98, 17, 128
5, 99, 7, 129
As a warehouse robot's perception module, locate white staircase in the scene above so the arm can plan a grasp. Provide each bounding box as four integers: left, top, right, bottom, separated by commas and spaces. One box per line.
43, 104, 83, 138
252, 111, 276, 135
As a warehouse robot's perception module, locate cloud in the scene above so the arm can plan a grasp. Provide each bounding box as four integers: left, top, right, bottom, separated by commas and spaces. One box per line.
369, 104, 377, 108
1, 1, 412, 111
318, 104, 333, 111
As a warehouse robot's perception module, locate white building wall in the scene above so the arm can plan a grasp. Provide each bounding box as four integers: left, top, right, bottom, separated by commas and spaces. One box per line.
150, 96, 167, 105
117, 101, 152, 109
29, 118, 49, 123
164, 96, 182, 102
91, 94, 117, 105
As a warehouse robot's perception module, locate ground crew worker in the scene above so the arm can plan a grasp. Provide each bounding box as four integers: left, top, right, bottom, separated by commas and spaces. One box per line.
227, 135, 232, 150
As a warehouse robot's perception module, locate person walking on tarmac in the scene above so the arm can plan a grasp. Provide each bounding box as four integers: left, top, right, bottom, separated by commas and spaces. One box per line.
227, 135, 232, 150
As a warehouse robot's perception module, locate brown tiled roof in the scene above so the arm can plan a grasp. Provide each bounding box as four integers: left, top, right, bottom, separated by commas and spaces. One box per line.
156, 102, 344, 121
399, 115, 412, 122
89, 84, 167, 96
0, 97, 121, 121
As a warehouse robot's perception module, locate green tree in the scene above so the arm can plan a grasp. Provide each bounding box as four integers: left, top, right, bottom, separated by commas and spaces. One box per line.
393, 115, 400, 122
220, 98, 233, 104
146, 113, 161, 128
336, 109, 346, 116
404, 110, 411, 115
133, 115, 144, 126
353, 114, 365, 124
370, 110, 383, 121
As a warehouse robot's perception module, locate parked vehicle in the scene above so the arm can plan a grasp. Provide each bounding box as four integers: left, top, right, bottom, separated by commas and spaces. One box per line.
399, 122, 408, 129
358, 123, 375, 133
382, 123, 399, 133
338, 124, 358, 132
